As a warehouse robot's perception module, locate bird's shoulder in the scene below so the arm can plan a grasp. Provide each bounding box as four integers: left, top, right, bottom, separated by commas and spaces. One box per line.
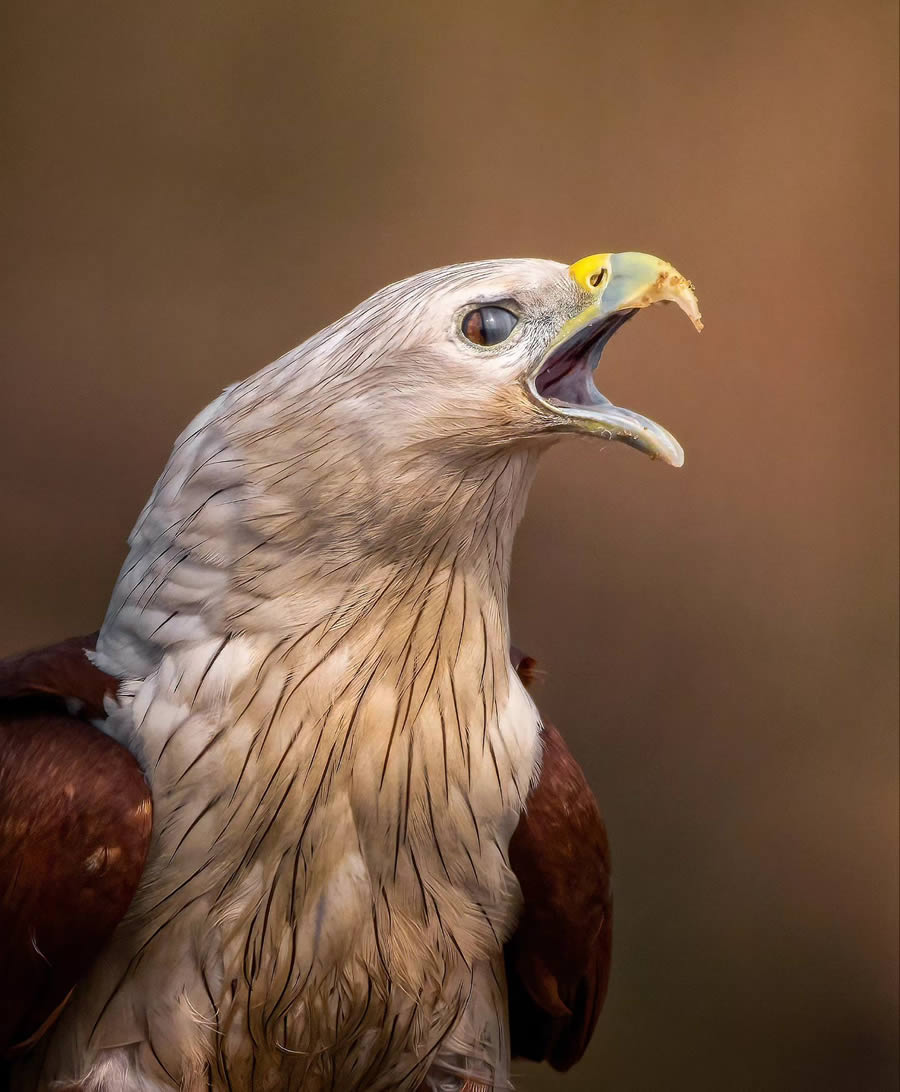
506, 647, 613, 1071
0, 634, 152, 1058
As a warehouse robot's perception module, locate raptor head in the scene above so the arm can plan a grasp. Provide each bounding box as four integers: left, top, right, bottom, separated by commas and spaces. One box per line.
134, 253, 702, 599
251, 251, 701, 469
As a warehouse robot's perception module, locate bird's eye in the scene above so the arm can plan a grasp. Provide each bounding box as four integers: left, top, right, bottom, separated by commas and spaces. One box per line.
461, 306, 518, 346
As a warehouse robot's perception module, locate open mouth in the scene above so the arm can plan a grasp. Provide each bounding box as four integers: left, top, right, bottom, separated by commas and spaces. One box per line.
526, 306, 686, 467
534, 309, 637, 410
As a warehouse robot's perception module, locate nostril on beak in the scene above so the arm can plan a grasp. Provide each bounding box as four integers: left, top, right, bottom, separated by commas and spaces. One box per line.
568, 253, 613, 294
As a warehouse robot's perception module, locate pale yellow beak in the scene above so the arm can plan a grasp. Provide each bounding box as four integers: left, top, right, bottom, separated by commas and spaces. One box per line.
569, 252, 703, 332
526, 251, 702, 467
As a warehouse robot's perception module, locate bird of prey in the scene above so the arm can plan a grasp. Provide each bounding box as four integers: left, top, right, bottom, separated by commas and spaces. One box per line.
0, 252, 701, 1091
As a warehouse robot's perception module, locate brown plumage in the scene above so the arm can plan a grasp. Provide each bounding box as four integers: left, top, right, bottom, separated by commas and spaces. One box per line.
0, 636, 151, 1059
0, 635, 610, 1079
507, 647, 613, 1070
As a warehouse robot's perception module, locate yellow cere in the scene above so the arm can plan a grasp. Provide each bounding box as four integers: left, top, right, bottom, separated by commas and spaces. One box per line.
568, 253, 613, 294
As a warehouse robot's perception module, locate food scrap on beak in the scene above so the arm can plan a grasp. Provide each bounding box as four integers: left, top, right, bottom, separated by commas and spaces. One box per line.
526, 251, 702, 467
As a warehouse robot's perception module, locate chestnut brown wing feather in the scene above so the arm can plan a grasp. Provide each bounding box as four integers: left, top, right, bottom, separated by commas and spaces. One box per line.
0, 635, 152, 1057
506, 650, 612, 1070
0, 634, 114, 719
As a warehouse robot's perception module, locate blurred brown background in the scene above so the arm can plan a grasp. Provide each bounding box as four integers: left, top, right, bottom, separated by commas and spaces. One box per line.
1, 1, 897, 1088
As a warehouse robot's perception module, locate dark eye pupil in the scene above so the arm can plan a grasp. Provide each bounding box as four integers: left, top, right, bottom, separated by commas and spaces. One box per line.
462, 306, 518, 346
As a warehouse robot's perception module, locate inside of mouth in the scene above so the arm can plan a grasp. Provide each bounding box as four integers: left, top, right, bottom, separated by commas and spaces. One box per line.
534, 309, 637, 407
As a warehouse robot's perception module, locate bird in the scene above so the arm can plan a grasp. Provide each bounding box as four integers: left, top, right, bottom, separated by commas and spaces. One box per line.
0, 251, 701, 1091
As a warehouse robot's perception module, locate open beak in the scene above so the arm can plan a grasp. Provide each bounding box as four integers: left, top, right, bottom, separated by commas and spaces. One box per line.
525, 252, 702, 467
